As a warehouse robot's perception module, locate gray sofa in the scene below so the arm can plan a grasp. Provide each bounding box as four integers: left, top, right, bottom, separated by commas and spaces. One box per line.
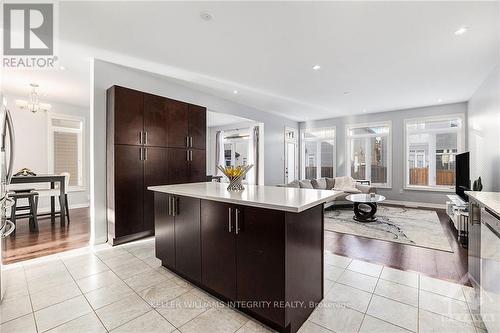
278, 176, 377, 209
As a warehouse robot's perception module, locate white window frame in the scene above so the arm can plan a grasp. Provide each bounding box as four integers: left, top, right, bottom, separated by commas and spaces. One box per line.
404, 113, 465, 192
345, 121, 392, 188
300, 126, 336, 180
284, 127, 299, 183
47, 113, 85, 192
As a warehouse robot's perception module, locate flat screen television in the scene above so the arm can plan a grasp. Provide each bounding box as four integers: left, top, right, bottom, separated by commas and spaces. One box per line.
455, 152, 470, 202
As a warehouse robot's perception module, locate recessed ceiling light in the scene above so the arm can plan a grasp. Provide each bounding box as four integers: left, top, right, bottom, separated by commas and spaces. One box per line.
312, 65, 321, 71
200, 11, 213, 21
454, 27, 470, 35
437, 98, 443, 103
362, 109, 367, 113
60, 66, 66, 70
233, 90, 238, 94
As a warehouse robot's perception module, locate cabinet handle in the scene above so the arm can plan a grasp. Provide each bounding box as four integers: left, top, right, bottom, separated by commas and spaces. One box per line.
189, 136, 193, 148
167, 196, 172, 216
144, 131, 148, 145
228, 207, 232, 233
139, 131, 143, 145
173, 197, 178, 216
186, 150, 190, 161
186, 136, 189, 148
471, 203, 481, 225
189, 150, 193, 161
144, 148, 148, 161
235, 208, 239, 235
139, 147, 143, 161
171, 196, 175, 216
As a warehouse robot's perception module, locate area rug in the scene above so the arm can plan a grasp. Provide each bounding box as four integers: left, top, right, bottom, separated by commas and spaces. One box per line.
324, 205, 453, 252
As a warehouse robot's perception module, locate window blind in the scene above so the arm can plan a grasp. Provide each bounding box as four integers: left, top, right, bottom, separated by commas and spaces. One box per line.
53, 132, 78, 186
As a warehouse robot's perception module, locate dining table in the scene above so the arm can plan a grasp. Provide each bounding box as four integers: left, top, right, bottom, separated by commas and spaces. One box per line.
11, 174, 67, 226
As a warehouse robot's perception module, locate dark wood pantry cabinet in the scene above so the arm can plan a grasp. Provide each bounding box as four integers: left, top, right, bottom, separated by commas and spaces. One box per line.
107, 86, 206, 245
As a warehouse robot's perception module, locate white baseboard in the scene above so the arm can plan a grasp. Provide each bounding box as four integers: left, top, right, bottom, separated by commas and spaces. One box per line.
37, 202, 90, 214
91, 236, 109, 246
382, 199, 445, 210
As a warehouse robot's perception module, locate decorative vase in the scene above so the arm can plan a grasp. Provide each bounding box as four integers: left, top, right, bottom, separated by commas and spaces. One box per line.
473, 177, 483, 191
217, 165, 254, 192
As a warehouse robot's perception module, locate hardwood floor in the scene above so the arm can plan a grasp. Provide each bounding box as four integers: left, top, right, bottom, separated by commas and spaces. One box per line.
3, 207, 90, 264
324, 207, 469, 285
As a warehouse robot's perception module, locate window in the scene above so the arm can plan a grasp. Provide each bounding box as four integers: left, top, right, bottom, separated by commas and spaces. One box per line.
223, 130, 250, 179
300, 127, 336, 180
48, 114, 84, 190
405, 114, 465, 190
346, 122, 392, 187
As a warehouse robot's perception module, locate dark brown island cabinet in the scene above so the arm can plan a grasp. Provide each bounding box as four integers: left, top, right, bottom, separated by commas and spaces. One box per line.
149, 183, 338, 333
106, 85, 206, 245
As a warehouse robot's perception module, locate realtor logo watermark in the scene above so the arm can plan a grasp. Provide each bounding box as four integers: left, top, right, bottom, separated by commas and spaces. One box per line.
3, 2, 58, 68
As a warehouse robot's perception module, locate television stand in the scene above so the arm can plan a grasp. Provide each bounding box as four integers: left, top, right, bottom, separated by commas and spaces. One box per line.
446, 195, 469, 248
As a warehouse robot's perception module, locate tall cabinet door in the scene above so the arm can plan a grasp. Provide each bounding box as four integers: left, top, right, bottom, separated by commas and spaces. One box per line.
175, 196, 202, 283
111, 86, 144, 146
113, 145, 144, 237
189, 149, 206, 182
154, 192, 175, 268
144, 93, 168, 147
188, 105, 206, 150
236, 206, 286, 324
201, 200, 237, 300
144, 147, 169, 232
166, 99, 189, 148
167, 148, 189, 184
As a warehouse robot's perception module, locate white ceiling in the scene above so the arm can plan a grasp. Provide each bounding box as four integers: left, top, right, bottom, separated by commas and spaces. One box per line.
207, 110, 253, 127
2, 1, 499, 121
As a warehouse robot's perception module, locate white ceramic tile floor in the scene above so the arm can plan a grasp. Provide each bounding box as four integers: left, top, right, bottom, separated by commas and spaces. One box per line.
0, 237, 487, 333
347, 259, 383, 278
324, 251, 352, 269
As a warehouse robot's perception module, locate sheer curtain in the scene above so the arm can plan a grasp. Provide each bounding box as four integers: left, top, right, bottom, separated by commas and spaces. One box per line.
215, 130, 225, 176
246, 126, 260, 185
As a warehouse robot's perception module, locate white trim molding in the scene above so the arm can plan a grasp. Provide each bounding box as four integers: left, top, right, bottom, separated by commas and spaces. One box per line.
345, 121, 392, 188
403, 113, 466, 192
300, 126, 337, 180
47, 112, 86, 192
37, 202, 90, 214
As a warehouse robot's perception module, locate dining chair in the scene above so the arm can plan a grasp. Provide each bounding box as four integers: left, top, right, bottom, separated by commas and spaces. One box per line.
9, 190, 39, 236
36, 172, 71, 223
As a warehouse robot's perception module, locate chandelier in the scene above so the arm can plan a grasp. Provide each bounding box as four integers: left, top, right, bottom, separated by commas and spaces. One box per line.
16, 83, 51, 113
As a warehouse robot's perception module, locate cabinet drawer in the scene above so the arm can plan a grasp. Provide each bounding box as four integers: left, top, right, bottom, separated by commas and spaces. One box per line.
482, 208, 500, 236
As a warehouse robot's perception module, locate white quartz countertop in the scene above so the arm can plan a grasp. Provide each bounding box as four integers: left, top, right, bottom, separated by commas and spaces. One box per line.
148, 182, 343, 213
466, 191, 500, 216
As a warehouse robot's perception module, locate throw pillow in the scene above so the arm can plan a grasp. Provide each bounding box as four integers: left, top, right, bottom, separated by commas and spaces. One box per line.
325, 177, 335, 190
311, 178, 327, 190
333, 176, 356, 190
342, 188, 362, 194
299, 179, 314, 189
285, 180, 300, 188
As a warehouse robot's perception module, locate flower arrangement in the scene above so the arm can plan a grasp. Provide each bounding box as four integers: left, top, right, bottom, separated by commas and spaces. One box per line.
217, 165, 254, 191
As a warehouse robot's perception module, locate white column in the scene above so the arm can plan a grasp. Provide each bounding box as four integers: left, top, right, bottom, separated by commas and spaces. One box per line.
316, 140, 322, 178
365, 138, 371, 181
429, 134, 436, 186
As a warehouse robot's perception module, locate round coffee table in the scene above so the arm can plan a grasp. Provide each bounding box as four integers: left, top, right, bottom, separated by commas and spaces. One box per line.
345, 194, 386, 222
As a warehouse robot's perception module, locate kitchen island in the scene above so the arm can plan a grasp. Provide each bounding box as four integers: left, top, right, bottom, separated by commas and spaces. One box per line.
148, 182, 341, 333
